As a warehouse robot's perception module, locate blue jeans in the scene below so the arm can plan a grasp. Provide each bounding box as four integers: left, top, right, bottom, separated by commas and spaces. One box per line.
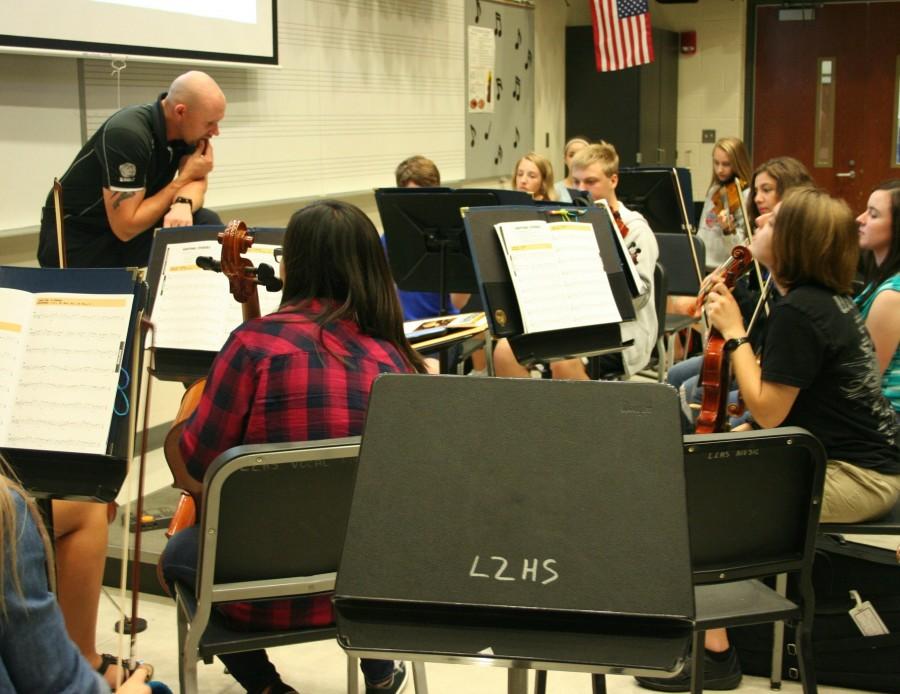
667, 355, 748, 432
160, 525, 393, 692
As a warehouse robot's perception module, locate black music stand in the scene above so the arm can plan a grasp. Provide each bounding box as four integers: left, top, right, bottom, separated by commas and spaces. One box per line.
617, 167, 694, 236
144, 226, 285, 383
335, 375, 694, 693
0, 266, 145, 503
377, 188, 533, 316
463, 205, 635, 366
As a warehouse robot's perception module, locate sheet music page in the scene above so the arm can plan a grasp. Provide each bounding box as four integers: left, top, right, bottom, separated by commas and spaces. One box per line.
1, 291, 134, 455
495, 220, 621, 333
547, 221, 622, 326
152, 241, 283, 351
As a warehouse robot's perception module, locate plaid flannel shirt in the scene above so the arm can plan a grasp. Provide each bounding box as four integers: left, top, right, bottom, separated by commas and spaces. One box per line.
180, 300, 413, 630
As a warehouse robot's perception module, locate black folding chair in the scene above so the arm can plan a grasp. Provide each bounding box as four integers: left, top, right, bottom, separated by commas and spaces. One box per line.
537, 427, 826, 694
683, 428, 826, 694
171, 437, 428, 694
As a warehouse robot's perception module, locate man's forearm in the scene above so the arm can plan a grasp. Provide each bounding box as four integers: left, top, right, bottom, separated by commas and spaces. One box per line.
106, 181, 185, 239
174, 178, 208, 211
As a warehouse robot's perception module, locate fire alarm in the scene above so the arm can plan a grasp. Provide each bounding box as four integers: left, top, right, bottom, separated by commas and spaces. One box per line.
680, 31, 697, 55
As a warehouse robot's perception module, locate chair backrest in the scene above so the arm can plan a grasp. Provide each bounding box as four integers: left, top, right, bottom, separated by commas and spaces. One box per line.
656, 233, 706, 296
682, 428, 826, 586
197, 437, 360, 601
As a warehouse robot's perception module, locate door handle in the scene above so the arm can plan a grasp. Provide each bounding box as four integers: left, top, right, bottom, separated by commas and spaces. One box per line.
835, 170, 856, 179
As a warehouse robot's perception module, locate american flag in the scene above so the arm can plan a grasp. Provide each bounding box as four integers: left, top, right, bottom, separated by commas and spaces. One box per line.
590, 0, 654, 72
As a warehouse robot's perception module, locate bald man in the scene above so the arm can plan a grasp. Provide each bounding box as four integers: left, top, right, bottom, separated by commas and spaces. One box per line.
38, 71, 227, 267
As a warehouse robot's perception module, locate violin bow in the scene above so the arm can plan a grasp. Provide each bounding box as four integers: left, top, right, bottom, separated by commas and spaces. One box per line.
114, 316, 157, 687
53, 178, 67, 268
734, 177, 770, 317
746, 275, 773, 338
671, 168, 704, 288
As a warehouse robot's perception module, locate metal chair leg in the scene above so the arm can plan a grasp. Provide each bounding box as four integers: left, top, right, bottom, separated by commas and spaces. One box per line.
795, 620, 818, 694
534, 669, 547, 694
346, 654, 359, 694
771, 573, 788, 690
507, 668, 529, 694
690, 629, 705, 694
412, 661, 429, 693
591, 673, 607, 693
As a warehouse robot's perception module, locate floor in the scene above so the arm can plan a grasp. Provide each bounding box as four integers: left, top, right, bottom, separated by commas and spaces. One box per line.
96, 591, 867, 694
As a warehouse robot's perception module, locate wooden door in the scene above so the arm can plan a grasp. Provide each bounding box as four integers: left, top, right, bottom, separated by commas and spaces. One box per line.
753, 1, 900, 208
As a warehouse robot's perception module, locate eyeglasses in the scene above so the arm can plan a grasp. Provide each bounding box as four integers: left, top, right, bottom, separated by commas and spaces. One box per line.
273, 247, 283, 263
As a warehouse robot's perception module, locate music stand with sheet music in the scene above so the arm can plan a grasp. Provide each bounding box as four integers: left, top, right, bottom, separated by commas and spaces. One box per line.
144, 226, 285, 384
463, 204, 636, 366
0, 266, 145, 502
335, 375, 694, 693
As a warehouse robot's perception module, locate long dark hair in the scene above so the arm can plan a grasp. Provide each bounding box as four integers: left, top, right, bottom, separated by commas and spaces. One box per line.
858, 179, 900, 305
280, 199, 426, 373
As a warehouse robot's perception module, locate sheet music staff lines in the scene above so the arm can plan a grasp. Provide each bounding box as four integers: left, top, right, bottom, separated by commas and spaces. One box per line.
0, 288, 133, 455
152, 240, 283, 352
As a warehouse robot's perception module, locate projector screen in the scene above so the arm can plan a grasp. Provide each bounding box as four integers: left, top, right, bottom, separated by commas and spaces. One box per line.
0, 0, 277, 65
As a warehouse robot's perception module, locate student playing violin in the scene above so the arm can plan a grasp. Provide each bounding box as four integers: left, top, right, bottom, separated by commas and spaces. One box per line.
639, 187, 900, 693
667, 157, 814, 431
706, 186, 899, 521
696, 137, 753, 270
160, 200, 426, 694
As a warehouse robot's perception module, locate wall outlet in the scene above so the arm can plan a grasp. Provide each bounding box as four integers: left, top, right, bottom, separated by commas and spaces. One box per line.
702, 129, 716, 143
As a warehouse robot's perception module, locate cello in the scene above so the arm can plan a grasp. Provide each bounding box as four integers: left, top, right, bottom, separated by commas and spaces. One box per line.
162, 220, 282, 535
694, 245, 754, 434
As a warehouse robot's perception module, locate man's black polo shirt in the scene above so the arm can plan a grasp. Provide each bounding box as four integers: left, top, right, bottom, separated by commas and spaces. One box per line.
38, 93, 194, 268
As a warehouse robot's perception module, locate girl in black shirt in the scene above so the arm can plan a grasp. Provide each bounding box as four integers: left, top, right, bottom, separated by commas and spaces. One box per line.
706, 186, 900, 522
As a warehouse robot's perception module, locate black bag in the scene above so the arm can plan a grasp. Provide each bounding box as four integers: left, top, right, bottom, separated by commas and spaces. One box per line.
731, 533, 900, 692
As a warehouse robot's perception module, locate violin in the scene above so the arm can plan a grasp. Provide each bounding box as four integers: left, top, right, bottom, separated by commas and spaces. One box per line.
163, 220, 283, 536
711, 179, 744, 236
694, 245, 754, 434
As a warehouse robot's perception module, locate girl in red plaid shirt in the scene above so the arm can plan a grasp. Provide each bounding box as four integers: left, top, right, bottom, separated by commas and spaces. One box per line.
161, 200, 426, 694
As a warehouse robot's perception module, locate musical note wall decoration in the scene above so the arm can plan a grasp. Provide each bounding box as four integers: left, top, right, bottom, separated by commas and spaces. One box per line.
466, 0, 533, 179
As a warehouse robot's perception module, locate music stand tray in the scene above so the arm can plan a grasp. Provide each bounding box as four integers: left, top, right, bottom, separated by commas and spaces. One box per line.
335, 375, 694, 680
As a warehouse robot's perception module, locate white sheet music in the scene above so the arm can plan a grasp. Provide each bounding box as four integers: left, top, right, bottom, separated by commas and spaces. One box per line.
495, 220, 621, 334
0, 288, 134, 455
151, 240, 283, 351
